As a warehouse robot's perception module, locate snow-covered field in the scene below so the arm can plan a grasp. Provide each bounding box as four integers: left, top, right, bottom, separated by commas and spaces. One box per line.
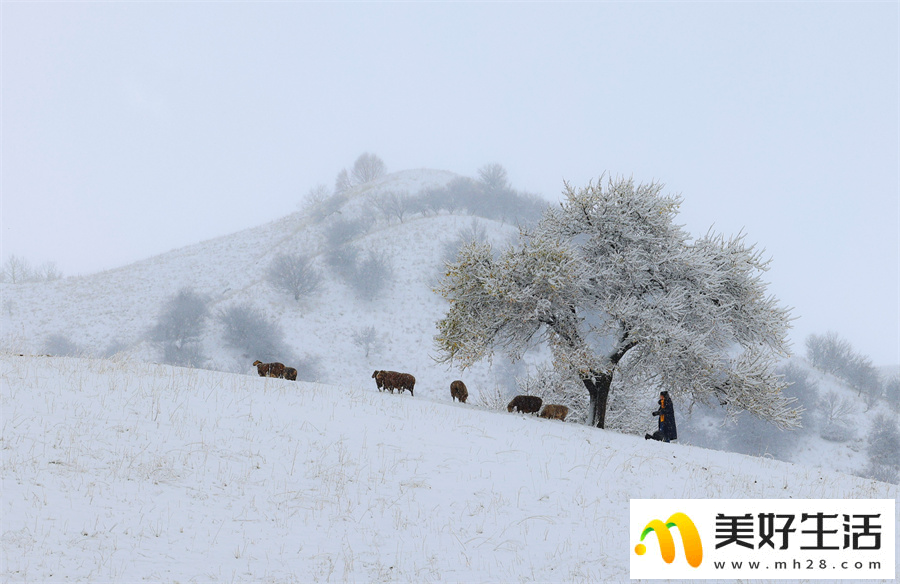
2, 354, 896, 582
2, 169, 897, 581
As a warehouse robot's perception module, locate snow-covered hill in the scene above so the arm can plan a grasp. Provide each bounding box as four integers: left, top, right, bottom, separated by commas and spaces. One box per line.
0, 169, 520, 399
1, 168, 896, 486
2, 354, 896, 582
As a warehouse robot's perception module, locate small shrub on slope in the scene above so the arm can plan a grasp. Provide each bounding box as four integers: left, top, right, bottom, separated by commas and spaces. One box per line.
219, 303, 291, 363
860, 414, 900, 484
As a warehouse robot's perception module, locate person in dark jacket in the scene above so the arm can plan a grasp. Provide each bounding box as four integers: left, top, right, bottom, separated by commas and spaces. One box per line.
645, 390, 677, 442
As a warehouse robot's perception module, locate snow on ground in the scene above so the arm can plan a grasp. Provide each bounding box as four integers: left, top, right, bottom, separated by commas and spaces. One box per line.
2, 354, 896, 582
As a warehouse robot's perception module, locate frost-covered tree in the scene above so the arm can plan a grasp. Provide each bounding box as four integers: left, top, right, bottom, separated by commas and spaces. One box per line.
267, 253, 322, 302
435, 176, 798, 431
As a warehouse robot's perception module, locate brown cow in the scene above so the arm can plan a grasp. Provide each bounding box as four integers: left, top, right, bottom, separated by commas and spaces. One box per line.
372, 370, 387, 392
253, 360, 285, 378
396, 373, 416, 396
539, 404, 569, 421
373, 370, 414, 396
507, 395, 542, 414
450, 380, 468, 403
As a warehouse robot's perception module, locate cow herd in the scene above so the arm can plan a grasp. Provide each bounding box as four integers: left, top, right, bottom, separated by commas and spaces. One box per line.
252, 360, 298, 381
253, 360, 569, 422
372, 369, 569, 422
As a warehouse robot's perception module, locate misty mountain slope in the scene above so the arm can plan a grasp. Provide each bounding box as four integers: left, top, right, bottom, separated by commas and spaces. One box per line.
2, 354, 896, 582
0, 168, 520, 398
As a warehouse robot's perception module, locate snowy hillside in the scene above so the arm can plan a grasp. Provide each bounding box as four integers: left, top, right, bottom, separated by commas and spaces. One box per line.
1, 167, 896, 487
0, 169, 521, 399
2, 354, 896, 582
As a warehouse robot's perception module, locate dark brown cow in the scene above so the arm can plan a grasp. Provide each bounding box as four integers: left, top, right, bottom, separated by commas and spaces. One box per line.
450, 380, 468, 403
507, 395, 542, 414
373, 370, 415, 396
396, 373, 416, 396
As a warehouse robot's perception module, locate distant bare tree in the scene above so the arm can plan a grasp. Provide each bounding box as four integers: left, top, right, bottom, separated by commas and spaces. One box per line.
861, 414, 900, 484
885, 376, 900, 411
150, 288, 209, 367
325, 217, 368, 248
352, 325, 385, 358
334, 168, 353, 195
370, 191, 411, 223
477, 163, 509, 193
35, 262, 63, 282
352, 152, 386, 184
2, 255, 32, 284
1, 255, 64, 284
806, 331, 882, 402
819, 390, 856, 442
342, 251, 391, 302
267, 253, 322, 302
219, 303, 291, 362
820, 390, 856, 425
806, 332, 854, 375
301, 184, 338, 221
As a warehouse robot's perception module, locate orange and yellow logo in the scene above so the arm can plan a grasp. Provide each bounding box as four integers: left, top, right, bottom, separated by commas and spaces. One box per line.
634, 512, 703, 568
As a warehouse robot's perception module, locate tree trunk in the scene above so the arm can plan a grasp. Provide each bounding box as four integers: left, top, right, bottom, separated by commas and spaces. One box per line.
582, 370, 613, 428
580, 340, 636, 428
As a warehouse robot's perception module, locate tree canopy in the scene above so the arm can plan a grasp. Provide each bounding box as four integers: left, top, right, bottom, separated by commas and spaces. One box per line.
435, 176, 799, 431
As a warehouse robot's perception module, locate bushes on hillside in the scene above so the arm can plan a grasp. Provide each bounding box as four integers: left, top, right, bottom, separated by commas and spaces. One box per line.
409, 166, 546, 225
860, 414, 900, 484
149, 288, 209, 367
219, 303, 291, 362
818, 390, 856, 442
218, 302, 321, 381
806, 332, 882, 399
43, 333, 85, 357
1, 255, 63, 284
884, 376, 900, 411
267, 253, 322, 303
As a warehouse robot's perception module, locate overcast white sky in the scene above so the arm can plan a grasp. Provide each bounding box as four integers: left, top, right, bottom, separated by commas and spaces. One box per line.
2, 2, 897, 365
